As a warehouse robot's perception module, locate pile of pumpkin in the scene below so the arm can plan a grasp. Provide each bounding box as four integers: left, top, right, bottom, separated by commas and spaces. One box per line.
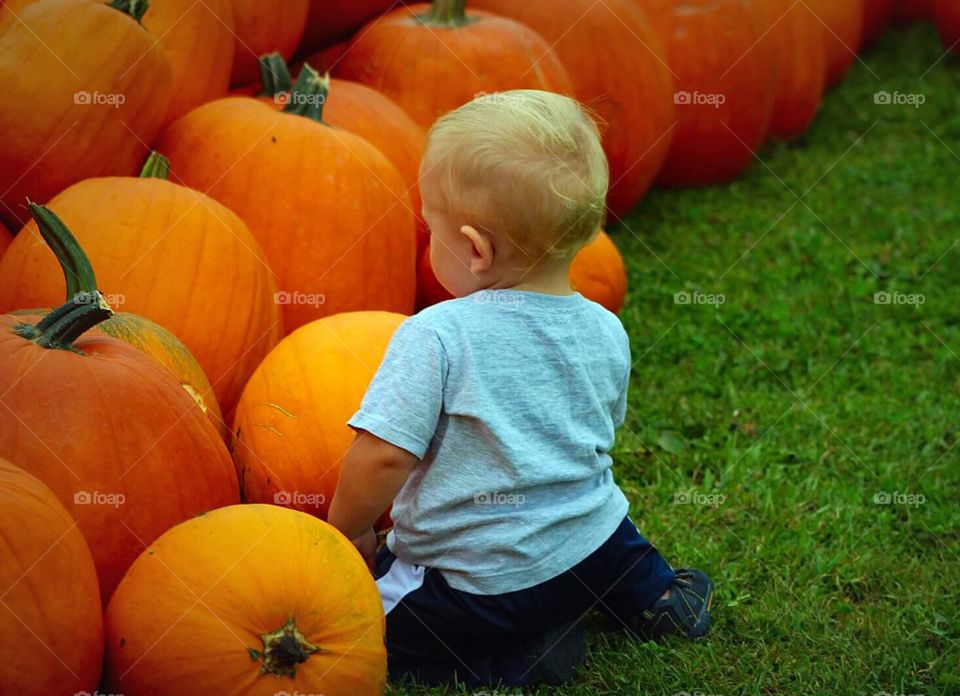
0, 1, 956, 694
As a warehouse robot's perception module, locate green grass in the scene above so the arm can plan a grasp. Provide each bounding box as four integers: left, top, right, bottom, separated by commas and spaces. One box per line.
390, 23, 960, 695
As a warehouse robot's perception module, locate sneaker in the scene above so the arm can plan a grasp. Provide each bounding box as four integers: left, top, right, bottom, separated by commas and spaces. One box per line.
632, 568, 714, 641
514, 619, 587, 685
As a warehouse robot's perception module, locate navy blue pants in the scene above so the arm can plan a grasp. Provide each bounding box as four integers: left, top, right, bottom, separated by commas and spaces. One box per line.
374, 516, 675, 687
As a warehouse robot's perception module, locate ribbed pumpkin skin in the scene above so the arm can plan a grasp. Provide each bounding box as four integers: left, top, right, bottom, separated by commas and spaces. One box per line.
471, 0, 674, 218
863, 0, 895, 43
416, 232, 627, 313
0, 0, 171, 229
0, 177, 282, 418
933, 0, 960, 54
105, 504, 387, 696
807, 0, 865, 87
157, 98, 417, 334
334, 3, 575, 130
234, 312, 406, 520
760, 0, 826, 139
298, 0, 396, 54
0, 459, 103, 695
892, 0, 932, 22
0, 314, 240, 602
230, 0, 309, 85
637, 0, 777, 187
569, 232, 628, 314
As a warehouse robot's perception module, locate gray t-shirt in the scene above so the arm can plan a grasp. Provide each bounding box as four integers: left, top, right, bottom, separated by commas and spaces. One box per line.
348, 288, 631, 595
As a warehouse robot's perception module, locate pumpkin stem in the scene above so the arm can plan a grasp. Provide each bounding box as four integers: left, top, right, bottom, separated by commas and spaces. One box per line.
256, 617, 320, 678
28, 202, 97, 301
11, 204, 113, 352
420, 0, 472, 27
107, 0, 149, 23
139, 151, 170, 180
258, 52, 293, 98
282, 64, 329, 123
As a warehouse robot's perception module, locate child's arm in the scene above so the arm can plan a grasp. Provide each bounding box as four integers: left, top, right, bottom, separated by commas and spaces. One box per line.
328, 431, 418, 557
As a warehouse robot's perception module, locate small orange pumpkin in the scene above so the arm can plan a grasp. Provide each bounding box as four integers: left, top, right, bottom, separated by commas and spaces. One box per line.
334, 0, 574, 131
105, 504, 387, 696
0, 0, 171, 228
0, 204, 240, 601
233, 312, 406, 520
0, 458, 103, 696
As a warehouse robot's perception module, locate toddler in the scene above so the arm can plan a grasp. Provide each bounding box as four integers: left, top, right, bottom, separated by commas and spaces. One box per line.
328, 90, 713, 688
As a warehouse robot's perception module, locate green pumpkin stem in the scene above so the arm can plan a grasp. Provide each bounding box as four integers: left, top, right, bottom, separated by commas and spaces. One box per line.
258, 52, 293, 98
282, 64, 329, 123
11, 204, 113, 352
421, 0, 471, 26
139, 151, 171, 180
256, 617, 321, 678
107, 0, 149, 23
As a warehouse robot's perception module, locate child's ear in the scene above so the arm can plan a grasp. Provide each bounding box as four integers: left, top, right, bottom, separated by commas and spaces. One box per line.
460, 225, 494, 274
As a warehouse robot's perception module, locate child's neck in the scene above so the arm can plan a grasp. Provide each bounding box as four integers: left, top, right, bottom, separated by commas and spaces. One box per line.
491, 261, 573, 296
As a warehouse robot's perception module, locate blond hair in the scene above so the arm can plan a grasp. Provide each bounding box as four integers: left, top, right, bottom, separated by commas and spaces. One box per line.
421, 90, 609, 260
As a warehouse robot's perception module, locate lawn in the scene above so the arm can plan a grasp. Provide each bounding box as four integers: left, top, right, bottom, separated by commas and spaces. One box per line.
389, 21, 960, 696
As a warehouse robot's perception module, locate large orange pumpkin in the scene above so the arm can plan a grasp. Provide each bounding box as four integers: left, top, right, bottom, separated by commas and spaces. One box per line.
2, 0, 235, 127
0, 154, 282, 419
863, 0, 895, 43
158, 68, 416, 335
0, 0, 171, 229
892, 0, 933, 22
230, 0, 309, 85
298, 0, 395, 54
105, 504, 387, 696
417, 231, 627, 313
807, 0, 866, 87
0, 204, 241, 601
933, 0, 960, 54
0, 459, 103, 695
635, 0, 777, 187
234, 312, 406, 520
759, 0, 826, 139
470, 0, 674, 218
334, 0, 574, 131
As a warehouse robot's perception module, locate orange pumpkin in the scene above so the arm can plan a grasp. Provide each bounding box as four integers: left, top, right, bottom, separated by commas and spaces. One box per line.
807, 0, 866, 87
234, 312, 406, 520
158, 68, 416, 335
0, 459, 103, 695
105, 504, 387, 695
863, 0, 895, 43
470, 0, 674, 218
933, 0, 960, 54
0, 204, 241, 601
892, 0, 933, 22
759, 0, 826, 139
0, 153, 282, 419
230, 0, 308, 85
637, 0, 777, 187
0, 0, 171, 229
298, 0, 396, 54
417, 231, 627, 313
334, 0, 574, 131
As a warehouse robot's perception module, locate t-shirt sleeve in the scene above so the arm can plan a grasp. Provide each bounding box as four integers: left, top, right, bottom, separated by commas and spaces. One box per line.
347, 319, 447, 459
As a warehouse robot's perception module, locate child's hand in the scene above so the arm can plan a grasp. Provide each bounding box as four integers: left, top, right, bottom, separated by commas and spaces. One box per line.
352, 527, 378, 568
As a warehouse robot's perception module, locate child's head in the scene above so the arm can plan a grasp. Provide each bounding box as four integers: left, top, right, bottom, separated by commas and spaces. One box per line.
420, 90, 609, 297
